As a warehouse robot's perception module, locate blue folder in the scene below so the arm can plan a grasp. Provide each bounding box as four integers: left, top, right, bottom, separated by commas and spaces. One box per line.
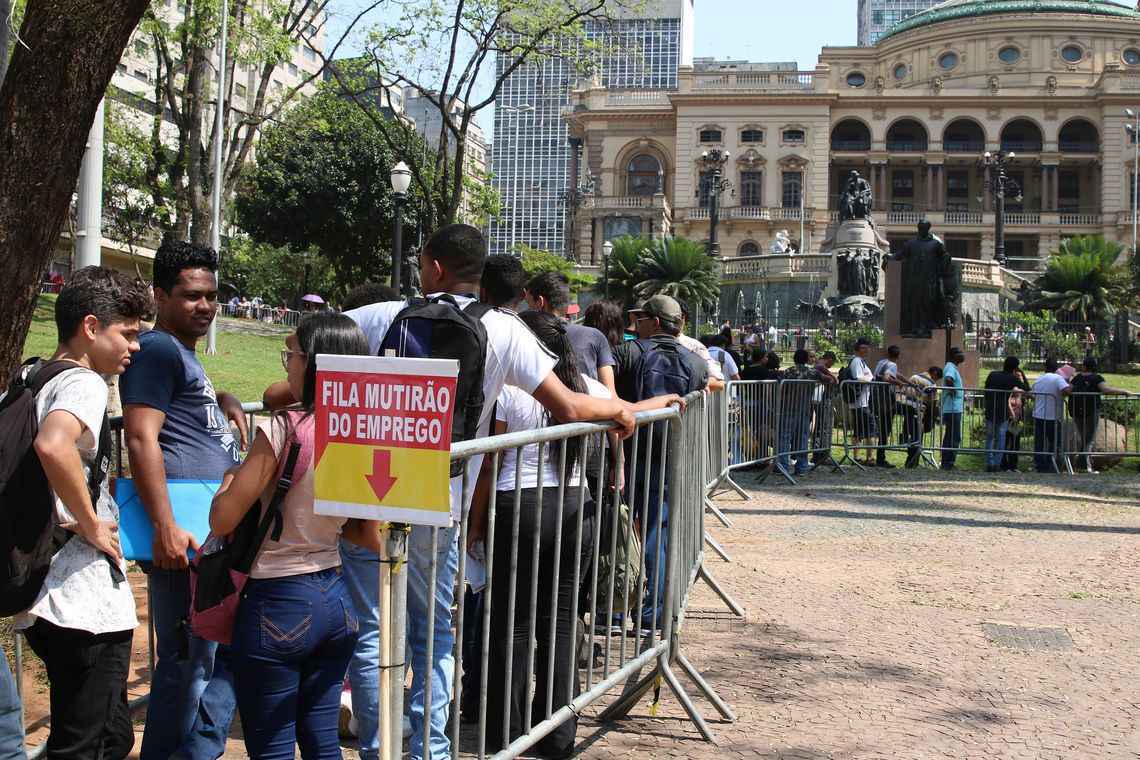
116, 479, 220, 561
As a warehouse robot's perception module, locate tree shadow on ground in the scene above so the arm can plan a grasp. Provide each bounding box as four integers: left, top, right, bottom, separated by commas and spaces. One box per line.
718, 506, 1140, 535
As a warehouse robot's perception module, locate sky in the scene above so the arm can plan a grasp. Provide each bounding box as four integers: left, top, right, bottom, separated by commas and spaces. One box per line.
691, 0, 856, 68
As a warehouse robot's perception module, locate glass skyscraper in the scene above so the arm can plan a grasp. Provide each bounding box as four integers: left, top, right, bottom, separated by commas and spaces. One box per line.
489, 2, 692, 256
857, 0, 940, 45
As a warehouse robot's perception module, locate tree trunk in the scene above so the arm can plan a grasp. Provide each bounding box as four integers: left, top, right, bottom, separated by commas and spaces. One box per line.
0, 0, 149, 380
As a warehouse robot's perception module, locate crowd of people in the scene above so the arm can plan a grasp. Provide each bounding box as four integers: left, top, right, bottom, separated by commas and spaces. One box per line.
2, 226, 717, 760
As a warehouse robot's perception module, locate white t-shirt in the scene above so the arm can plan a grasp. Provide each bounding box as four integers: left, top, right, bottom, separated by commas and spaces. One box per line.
1031, 372, 1069, 421
708, 346, 740, 379
494, 375, 610, 491
677, 333, 722, 382
767, 326, 778, 343
15, 367, 137, 634
347, 295, 558, 522
848, 356, 873, 409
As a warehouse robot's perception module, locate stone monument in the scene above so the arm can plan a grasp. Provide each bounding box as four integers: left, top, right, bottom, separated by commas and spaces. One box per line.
798, 170, 887, 322
882, 220, 978, 386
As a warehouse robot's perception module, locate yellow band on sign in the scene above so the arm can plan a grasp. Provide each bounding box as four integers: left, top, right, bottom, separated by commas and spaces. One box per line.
312, 354, 458, 527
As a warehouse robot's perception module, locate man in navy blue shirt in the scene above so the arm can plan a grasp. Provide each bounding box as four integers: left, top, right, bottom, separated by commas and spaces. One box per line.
121, 241, 247, 760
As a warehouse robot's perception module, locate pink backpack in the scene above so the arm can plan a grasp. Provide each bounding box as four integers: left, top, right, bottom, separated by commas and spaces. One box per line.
188, 442, 301, 644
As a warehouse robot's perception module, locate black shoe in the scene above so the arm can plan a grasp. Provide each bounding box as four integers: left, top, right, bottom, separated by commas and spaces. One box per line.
876, 461, 896, 469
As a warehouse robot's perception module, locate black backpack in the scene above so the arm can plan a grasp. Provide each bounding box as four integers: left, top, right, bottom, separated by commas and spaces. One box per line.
630, 338, 698, 402
838, 365, 858, 404
379, 295, 492, 477
0, 359, 113, 616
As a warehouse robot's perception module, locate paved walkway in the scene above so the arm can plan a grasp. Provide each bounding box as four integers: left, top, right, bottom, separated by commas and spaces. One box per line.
571, 467, 1140, 759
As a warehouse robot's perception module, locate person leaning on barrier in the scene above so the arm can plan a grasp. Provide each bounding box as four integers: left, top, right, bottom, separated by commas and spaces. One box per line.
1068, 357, 1133, 474
777, 349, 822, 477
939, 347, 966, 471
346, 224, 636, 760
845, 338, 877, 467
1031, 357, 1072, 474
982, 356, 1030, 473
901, 366, 942, 469
872, 345, 906, 469
811, 351, 839, 466
468, 311, 682, 758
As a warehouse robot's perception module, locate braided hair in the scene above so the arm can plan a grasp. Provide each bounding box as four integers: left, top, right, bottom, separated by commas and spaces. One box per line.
519, 310, 588, 475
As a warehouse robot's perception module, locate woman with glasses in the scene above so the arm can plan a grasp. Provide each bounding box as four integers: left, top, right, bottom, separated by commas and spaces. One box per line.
210, 312, 385, 759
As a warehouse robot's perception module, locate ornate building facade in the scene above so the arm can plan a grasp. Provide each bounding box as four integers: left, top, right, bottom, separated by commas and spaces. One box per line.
565, 0, 1140, 321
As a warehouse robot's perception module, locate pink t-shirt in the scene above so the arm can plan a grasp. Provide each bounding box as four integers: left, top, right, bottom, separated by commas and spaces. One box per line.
251, 412, 347, 579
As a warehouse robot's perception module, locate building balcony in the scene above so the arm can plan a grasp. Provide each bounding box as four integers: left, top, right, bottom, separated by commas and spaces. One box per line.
602, 90, 671, 108
1057, 212, 1102, 225
582, 194, 657, 210
944, 140, 984, 153
679, 70, 818, 94
944, 209, 984, 224
729, 206, 771, 220
831, 140, 871, 152
999, 140, 1042, 153
885, 140, 928, 152
722, 253, 832, 282
1058, 141, 1099, 154
680, 206, 816, 223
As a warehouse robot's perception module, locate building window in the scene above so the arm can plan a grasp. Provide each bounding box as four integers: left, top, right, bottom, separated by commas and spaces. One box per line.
740, 171, 763, 207
741, 129, 764, 143
1058, 170, 1080, 212
603, 217, 642, 240
288, 63, 298, 76
891, 170, 914, 209
235, 83, 247, 100
846, 71, 866, 88
699, 128, 722, 143
304, 46, 318, 62
698, 170, 714, 208
739, 241, 760, 256
627, 154, 661, 196
782, 128, 805, 144
1124, 48, 1140, 66
893, 63, 907, 80
938, 51, 958, 70
781, 171, 802, 208
998, 46, 1021, 64
1060, 44, 1083, 63
946, 170, 969, 209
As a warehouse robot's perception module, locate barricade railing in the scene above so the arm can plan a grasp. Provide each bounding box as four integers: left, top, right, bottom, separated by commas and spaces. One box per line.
724, 380, 779, 472
702, 390, 746, 562
1060, 392, 1139, 474
771, 378, 842, 484
838, 378, 936, 469
218, 301, 303, 327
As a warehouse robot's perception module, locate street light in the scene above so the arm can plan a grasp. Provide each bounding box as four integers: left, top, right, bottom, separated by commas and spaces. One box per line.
979, 150, 1022, 267
602, 239, 613, 298
696, 149, 732, 257
205, 0, 229, 355
1125, 108, 1139, 260
390, 160, 412, 293
500, 104, 534, 254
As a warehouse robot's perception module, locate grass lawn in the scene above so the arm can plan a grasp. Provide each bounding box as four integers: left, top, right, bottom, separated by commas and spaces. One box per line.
979, 367, 1140, 394
24, 294, 285, 404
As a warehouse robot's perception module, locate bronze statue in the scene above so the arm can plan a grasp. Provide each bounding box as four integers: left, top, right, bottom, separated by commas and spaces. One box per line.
889, 219, 961, 337
838, 170, 873, 222
836, 248, 881, 298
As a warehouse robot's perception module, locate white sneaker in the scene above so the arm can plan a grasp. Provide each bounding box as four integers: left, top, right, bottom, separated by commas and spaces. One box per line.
403, 716, 413, 739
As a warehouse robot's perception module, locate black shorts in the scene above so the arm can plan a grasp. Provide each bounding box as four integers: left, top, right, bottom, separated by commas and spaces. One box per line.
852, 406, 879, 439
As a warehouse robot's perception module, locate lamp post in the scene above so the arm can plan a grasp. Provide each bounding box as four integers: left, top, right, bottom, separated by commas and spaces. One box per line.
500, 104, 534, 254
602, 239, 613, 299
1125, 108, 1139, 260
205, 0, 229, 355
980, 150, 1022, 268
696, 148, 732, 256
389, 161, 412, 294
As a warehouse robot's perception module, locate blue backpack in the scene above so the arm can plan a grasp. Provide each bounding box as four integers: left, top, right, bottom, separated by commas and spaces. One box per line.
630, 338, 697, 401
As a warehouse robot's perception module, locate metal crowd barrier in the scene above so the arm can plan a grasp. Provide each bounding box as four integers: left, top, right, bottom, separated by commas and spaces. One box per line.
701, 390, 745, 563
724, 380, 779, 473
218, 302, 304, 327
1056, 391, 1139, 473
12, 397, 745, 758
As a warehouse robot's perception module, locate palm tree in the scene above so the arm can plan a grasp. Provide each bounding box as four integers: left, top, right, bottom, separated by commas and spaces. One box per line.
1028, 236, 1131, 322
635, 237, 720, 316
597, 235, 653, 307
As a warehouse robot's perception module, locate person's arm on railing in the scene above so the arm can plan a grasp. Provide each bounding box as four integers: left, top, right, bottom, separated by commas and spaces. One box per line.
530, 372, 636, 439
1096, 381, 1133, 396
466, 419, 507, 553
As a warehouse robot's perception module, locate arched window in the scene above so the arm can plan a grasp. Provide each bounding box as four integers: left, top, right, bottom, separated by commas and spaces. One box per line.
627, 154, 662, 196
739, 241, 760, 256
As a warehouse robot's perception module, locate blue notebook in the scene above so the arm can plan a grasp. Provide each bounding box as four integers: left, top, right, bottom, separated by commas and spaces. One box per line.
116, 479, 220, 561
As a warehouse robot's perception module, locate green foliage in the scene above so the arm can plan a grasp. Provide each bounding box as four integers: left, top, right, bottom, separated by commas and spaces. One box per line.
219, 236, 337, 308
518, 244, 595, 293
999, 311, 1082, 362
813, 323, 884, 358
597, 235, 654, 307
234, 89, 431, 289
635, 237, 719, 308
102, 102, 171, 265
1028, 236, 1132, 321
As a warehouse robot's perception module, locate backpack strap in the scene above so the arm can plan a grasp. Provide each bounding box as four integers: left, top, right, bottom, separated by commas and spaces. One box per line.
256, 441, 302, 546
24, 359, 82, 395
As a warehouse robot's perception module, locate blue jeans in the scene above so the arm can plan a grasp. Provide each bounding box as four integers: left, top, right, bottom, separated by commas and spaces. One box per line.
339, 542, 381, 760
777, 417, 811, 475
140, 566, 237, 760
941, 412, 962, 469
232, 567, 358, 760
984, 419, 1009, 468
0, 651, 24, 760
629, 477, 669, 629
1034, 418, 1060, 473
406, 523, 460, 760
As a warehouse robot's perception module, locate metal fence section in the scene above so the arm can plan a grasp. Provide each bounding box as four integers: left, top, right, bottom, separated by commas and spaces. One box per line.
772, 378, 842, 484
725, 380, 779, 473
1058, 392, 1139, 474
217, 301, 304, 327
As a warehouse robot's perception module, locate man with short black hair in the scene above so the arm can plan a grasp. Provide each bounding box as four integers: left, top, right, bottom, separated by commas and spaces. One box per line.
1069, 356, 1132, 473
347, 223, 634, 760
846, 338, 877, 466
480, 254, 526, 310
940, 347, 966, 470
526, 271, 616, 393
342, 282, 399, 312
13, 267, 152, 760
121, 241, 248, 760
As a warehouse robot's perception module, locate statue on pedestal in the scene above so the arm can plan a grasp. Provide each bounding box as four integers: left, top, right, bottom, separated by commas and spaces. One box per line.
770, 230, 791, 254
889, 219, 961, 338
838, 170, 873, 222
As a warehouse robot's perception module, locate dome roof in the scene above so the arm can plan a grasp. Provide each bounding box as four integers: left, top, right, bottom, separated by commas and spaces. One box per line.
878, 0, 1140, 43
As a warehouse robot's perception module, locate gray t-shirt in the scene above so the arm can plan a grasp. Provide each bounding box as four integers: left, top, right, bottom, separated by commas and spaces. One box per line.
565, 323, 615, 382
15, 367, 137, 634
120, 329, 242, 479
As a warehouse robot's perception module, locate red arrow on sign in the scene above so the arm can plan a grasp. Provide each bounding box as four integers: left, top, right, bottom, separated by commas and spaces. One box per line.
365, 449, 398, 501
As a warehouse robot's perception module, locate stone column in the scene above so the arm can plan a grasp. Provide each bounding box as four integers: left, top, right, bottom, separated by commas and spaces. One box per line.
983, 165, 993, 212
1041, 165, 1051, 212
1052, 166, 1060, 212
925, 164, 934, 211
